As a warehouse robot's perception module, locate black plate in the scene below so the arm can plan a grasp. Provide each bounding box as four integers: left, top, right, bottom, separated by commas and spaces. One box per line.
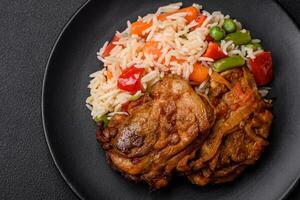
42, 0, 300, 199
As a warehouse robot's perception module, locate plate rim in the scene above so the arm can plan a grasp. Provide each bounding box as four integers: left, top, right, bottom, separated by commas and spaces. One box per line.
41, 0, 90, 199
41, 1, 300, 200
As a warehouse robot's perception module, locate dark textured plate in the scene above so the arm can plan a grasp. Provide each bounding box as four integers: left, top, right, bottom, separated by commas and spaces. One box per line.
42, 0, 300, 199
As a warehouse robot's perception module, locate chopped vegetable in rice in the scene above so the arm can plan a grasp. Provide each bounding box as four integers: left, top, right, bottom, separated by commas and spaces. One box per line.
86, 2, 273, 122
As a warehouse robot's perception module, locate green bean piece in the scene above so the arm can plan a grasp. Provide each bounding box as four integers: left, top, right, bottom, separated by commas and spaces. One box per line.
130, 92, 144, 101
213, 56, 246, 72
222, 19, 237, 33
225, 31, 251, 45
245, 43, 263, 51
94, 114, 109, 127
210, 26, 225, 41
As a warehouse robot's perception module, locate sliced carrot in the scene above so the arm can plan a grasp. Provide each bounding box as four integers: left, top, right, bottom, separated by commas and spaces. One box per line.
170, 56, 185, 64
158, 6, 198, 23
106, 71, 113, 79
189, 63, 209, 83
142, 41, 162, 59
131, 6, 199, 37
131, 21, 152, 37
182, 6, 199, 22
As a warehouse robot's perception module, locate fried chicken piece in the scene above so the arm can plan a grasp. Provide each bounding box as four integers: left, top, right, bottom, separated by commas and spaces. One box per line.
96, 75, 215, 189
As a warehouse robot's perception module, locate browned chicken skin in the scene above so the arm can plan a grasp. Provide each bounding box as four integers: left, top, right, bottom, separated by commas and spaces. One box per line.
97, 75, 215, 188
96, 68, 272, 189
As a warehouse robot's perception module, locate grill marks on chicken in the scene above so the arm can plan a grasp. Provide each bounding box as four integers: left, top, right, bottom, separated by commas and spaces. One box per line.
97, 75, 215, 188
96, 68, 273, 189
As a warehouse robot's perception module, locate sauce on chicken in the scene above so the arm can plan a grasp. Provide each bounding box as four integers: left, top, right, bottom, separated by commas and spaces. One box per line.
96, 68, 272, 189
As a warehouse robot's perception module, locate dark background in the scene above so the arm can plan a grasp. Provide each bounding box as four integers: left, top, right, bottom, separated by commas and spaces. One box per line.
0, 0, 299, 199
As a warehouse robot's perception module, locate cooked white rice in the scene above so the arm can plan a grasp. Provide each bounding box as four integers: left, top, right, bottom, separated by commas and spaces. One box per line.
86, 2, 261, 119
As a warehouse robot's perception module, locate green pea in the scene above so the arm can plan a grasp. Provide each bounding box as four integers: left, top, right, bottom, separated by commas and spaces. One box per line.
213, 56, 245, 72
94, 114, 109, 127
225, 31, 251, 45
245, 43, 263, 51
210, 26, 225, 41
222, 19, 236, 33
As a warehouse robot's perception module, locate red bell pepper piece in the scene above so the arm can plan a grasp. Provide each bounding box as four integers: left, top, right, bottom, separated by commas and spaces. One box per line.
194, 15, 206, 29
249, 51, 273, 86
117, 66, 145, 94
102, 35, 120, 57
203, 42, 227, 60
